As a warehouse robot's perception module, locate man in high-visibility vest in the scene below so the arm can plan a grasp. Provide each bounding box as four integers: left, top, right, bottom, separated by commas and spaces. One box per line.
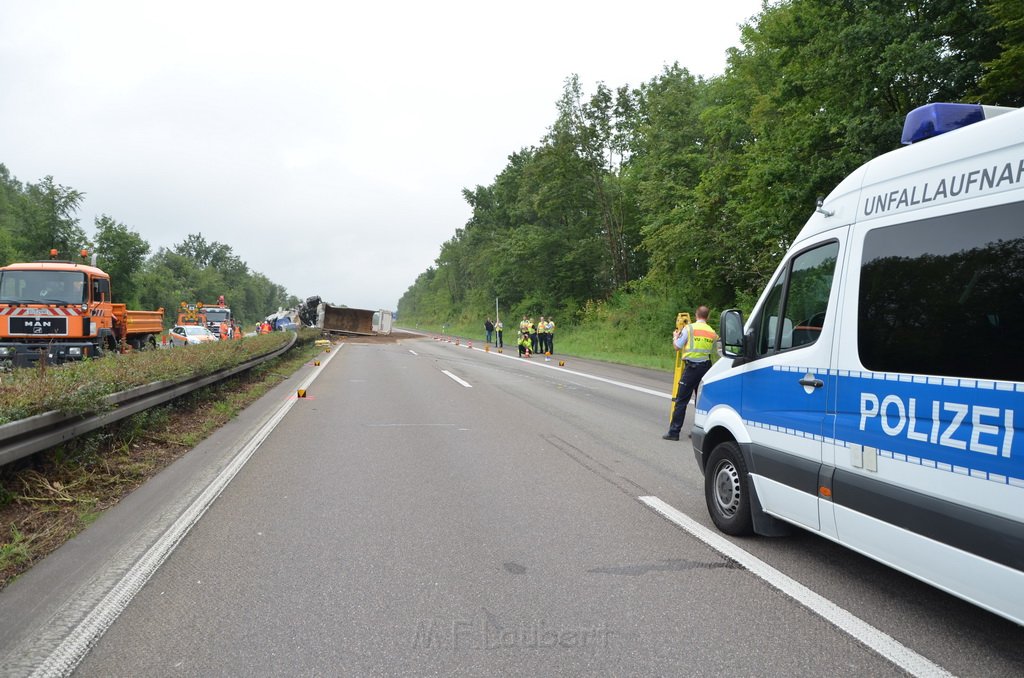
663, 305, 718, 441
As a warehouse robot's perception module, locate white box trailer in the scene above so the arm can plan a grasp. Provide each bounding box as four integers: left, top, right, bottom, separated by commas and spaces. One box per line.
373, 310, 393, 335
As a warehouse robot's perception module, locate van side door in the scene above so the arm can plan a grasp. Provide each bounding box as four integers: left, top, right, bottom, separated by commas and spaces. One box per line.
740, 232, 846, 530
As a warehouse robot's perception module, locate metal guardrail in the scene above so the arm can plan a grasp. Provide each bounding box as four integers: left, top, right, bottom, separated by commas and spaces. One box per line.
0, 332, 298, 467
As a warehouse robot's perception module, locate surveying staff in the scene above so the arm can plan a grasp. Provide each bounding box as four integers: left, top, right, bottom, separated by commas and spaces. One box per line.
518, 330, 531, 357
663, 306, 718, 441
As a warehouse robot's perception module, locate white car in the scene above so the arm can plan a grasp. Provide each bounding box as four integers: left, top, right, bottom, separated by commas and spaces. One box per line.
168, 324, 218, 347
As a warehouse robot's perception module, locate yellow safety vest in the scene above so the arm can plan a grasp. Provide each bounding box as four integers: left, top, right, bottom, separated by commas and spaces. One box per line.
684, 320, 717, 361
537, 322, 547, 334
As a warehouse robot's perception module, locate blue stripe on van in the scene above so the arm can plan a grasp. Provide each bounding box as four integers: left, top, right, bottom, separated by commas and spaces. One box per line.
698, 365, 1024, 485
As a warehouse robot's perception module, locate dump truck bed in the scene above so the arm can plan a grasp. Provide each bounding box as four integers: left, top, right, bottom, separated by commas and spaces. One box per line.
318, 304, 375, 335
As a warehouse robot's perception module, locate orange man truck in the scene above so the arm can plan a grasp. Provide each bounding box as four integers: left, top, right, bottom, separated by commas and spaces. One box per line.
201, 296, 241, 339
0, 250, 164, 368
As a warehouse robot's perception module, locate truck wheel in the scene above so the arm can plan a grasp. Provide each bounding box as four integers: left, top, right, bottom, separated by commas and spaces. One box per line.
705, 441, 754, 536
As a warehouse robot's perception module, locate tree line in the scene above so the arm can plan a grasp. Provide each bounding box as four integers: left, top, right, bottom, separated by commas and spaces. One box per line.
397, 0, 1022, 329
0, 168, 298, 327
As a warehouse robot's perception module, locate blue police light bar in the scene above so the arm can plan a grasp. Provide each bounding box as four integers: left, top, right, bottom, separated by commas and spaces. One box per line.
901, 102, 1016, 144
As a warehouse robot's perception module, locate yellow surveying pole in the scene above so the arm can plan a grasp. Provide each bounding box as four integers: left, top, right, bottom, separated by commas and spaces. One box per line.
670, 312, 691, 420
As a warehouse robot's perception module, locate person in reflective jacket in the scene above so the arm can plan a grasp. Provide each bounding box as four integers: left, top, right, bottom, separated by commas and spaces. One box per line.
663, 305, 718, 441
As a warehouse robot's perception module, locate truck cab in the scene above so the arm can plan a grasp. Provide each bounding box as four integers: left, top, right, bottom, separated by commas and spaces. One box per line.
0, 253, 163, 367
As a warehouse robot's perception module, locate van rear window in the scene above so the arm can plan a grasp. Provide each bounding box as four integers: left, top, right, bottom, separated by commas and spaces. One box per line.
858, 201, 1024, 382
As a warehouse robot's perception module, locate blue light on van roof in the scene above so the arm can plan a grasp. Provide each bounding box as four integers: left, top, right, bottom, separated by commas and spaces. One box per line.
901, 103, 986, 144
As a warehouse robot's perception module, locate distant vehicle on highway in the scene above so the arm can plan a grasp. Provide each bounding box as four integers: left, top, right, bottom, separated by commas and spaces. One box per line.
168, 324, 218, 347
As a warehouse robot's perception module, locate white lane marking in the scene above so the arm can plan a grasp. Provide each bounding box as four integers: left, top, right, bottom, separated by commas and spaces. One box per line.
409, 350, 418, 356
638, 496, 953, 678
27, 346, 346, 678
463, 344, 669, 398
441, 369, 472, 388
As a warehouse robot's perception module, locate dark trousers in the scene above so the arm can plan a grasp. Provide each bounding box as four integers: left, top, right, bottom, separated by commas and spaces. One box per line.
486, 329, 492, 343
496, 330, 503, 347
667, 360, 712, 437
547, 334, 554, 354
531, 332, 539, 353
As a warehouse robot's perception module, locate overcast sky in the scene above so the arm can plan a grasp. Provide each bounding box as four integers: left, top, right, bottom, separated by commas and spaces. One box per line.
0, 1, 765, 311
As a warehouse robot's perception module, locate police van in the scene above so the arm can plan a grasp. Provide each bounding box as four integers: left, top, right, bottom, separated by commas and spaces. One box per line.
691, 102, 1023, 625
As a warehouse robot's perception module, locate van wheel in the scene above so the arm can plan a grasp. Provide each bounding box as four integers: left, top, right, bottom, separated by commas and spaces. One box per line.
705, 441, 754, 536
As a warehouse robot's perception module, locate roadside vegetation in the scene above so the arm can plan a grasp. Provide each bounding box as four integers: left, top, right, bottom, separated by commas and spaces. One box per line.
0, 331, 296, 425
411, 286, 690, 371
0, 329, 322, 589
397, 0, 1022, 348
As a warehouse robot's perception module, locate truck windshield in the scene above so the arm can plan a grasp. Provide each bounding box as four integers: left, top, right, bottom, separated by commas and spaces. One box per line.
203, 309, 230, 323
0, 270, 87, 304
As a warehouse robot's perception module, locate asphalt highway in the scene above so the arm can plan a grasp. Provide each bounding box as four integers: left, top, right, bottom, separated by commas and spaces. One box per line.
1, 335, 1021, 676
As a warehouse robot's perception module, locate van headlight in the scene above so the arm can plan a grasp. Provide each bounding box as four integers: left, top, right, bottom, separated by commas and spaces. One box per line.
68, 347, 82, 356
0, 347, 12, 356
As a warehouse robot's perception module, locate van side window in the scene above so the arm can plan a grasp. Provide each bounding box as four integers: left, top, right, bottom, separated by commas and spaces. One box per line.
753, 241, 840, 358
858, 201, 1024, 381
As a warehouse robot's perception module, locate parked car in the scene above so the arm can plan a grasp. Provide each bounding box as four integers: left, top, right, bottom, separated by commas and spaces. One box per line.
168, 324, 218, 347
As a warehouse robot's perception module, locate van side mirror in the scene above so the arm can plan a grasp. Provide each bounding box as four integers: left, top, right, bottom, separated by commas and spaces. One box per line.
720, 309, 747, 360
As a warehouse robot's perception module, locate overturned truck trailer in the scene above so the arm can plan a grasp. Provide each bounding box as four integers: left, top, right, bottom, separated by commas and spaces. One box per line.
317, 303, 393, 336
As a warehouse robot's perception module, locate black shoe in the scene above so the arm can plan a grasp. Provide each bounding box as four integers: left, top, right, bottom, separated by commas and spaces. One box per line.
662, 434, 680, 441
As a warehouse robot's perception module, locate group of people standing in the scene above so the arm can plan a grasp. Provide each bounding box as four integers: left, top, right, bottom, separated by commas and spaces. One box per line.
486, 304, 718, 442
482, 315, 556, 357
516, 315, 555, 358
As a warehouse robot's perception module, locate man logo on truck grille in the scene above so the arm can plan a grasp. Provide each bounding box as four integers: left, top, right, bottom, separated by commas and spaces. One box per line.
9, 317, 67, 335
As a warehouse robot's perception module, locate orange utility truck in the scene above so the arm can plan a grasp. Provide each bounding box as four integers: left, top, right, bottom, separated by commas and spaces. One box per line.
200, 296, 241, 339
0, 250, 164, 368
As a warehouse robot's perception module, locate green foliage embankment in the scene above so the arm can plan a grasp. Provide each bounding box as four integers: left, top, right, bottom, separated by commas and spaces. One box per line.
0, 330, 309, 425
398, 0, 1022, 344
